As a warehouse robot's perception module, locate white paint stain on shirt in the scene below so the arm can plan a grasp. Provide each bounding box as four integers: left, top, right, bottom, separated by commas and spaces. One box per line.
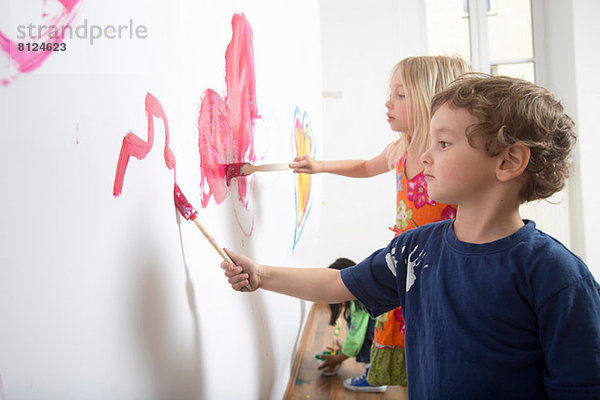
406, 245, 424, 292
385, 246, 397, 276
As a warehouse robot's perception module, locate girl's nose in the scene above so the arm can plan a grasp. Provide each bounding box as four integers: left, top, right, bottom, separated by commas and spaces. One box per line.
420, 147, 432, 165
385, 99, 392, 109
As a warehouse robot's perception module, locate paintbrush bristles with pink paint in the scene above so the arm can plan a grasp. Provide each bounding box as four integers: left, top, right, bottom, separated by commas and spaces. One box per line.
225, 162, 291, 185
174, 184, 252, 290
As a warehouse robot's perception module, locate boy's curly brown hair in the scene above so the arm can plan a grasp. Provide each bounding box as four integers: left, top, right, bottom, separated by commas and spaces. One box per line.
431, 73, 577, 202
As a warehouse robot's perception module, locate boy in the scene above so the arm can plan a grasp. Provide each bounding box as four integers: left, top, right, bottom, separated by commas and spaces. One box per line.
221, 75, 600, 399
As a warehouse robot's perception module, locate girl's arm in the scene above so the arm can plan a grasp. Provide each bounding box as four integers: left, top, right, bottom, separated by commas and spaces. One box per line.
221, 249, 356, 304
290, 143, 393, 178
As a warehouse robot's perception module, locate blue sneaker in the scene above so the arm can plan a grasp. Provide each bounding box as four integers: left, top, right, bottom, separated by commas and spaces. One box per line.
343, 366, 387, 393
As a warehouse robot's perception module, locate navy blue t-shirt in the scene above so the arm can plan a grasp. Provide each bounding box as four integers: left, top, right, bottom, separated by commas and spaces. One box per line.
341, 220, 600, 400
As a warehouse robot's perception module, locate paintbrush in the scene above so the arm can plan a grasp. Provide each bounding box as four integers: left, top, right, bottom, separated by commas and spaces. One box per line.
225, 162, 291, 185
174, 184, 252, 290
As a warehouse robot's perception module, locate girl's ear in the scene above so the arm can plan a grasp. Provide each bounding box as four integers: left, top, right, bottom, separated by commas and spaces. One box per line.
496, 143, 530, 182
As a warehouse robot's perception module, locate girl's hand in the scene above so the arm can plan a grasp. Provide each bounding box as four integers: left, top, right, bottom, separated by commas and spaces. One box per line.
329, 340, 342, 353
290, 155, 321, 174
221, 249, 260, 292
318, 352, 346, 371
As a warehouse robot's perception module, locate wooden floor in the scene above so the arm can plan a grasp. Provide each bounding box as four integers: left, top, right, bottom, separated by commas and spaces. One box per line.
284, 304, 408, 400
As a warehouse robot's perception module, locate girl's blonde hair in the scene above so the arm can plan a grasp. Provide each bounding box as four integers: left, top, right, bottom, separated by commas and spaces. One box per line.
387, 55, 471, 168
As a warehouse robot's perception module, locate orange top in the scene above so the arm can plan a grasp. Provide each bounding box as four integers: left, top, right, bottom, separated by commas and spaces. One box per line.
376, 155, 456, 349
389, 155, 456, 236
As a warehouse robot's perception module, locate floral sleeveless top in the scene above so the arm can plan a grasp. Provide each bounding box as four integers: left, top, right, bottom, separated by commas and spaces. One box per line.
369, 155, 456, 386
389, 155, 456, 235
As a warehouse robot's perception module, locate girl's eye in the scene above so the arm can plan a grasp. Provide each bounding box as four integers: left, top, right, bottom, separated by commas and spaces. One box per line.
439, 141, 450, 149
397, 93, 405, 99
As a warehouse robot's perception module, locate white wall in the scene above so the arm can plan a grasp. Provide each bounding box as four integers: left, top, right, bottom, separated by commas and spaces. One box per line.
537, 0, 600, 279
570, 0, 600, 278
315, 0, 424, 266
0, 1, 322, 399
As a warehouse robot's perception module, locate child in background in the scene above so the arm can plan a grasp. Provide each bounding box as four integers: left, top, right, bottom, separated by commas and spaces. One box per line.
222, 75, 600, 400
317, 258, 384, 392
291, 55, 470, 386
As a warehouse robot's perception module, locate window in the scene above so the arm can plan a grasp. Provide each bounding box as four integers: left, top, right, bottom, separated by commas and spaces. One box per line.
426, 0, 535, 82
463, 0, 497, 16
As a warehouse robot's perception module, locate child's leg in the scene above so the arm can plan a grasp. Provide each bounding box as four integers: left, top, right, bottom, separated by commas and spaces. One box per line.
344, 319, 387, 392
367, 308, 407, 386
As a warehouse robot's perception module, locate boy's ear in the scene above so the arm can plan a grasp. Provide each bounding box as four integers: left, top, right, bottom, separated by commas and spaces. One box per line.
496, 143, 530, 182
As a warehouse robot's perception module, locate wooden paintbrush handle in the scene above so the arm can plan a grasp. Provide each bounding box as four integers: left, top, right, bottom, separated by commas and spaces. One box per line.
252, 163, 291, 172
192, 218, 253, 290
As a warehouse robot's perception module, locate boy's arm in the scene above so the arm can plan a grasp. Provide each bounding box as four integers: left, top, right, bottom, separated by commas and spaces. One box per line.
539, 275, 600, 398
221, 249, 356, 303
289, 144, 391, 178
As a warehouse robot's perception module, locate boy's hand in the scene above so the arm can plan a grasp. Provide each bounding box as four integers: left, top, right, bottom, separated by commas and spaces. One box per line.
290, 155, 320, 174
221, 249, 260, 292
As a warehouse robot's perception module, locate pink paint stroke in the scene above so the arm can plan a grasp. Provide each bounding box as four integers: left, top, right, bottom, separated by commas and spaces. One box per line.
198, 89, 230, 207
44, 0, 78, 13
113, 93, 176, 197
58, 0, 79, 12
0, 0, 79, 81
225, 13, 260, 206
197, 13, 260, 211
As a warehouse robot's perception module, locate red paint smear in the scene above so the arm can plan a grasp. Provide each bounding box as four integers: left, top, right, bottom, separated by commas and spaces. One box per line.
0, 0, 79, 79
197, 13, 259, 210
174, 184, 198, 220
111, 14, 259, 237
113, 93, 176, 197
225, 13, 259, 163
225, 13, 259, 205
198, 89, 230, 207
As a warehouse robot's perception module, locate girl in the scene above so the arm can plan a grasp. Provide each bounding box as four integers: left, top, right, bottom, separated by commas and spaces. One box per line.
291, 55, 470, 387
317, 258, 385, 392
